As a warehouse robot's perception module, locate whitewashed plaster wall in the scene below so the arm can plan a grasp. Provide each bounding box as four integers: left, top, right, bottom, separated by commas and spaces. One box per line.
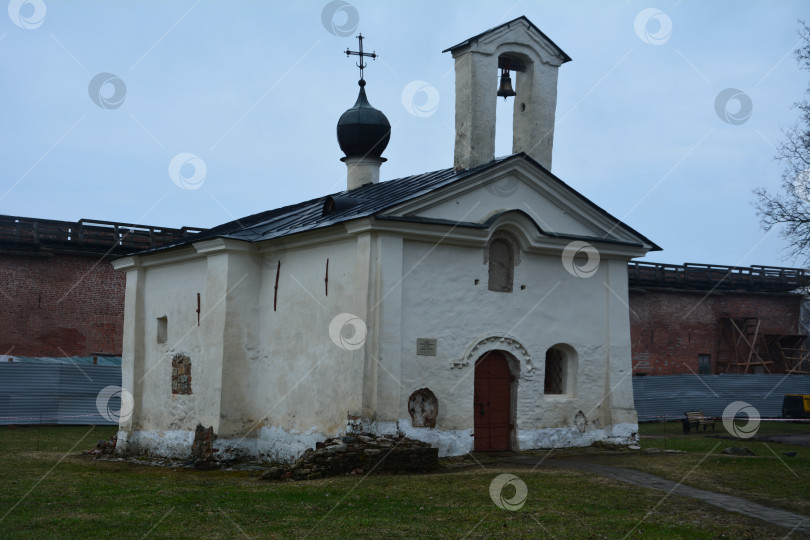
115, 235, 375, 461
246, 238, 366, 439
116, 220, 639, 461
413, 174, 596, 237
394, 235, 638, 454
115, 254, 211, 456
450, 18, 567, 170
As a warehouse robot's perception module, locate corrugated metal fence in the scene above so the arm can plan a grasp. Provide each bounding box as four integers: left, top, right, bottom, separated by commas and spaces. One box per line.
0, 364, 122, 425
633, 374, 810, 421
2, 366, 808, 426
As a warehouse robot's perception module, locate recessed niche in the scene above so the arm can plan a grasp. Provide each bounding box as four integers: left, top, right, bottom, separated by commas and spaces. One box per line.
156, 316, 168, 344
408, 388, 438, 428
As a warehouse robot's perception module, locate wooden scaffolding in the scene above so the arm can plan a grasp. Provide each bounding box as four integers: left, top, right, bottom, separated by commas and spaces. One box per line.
762, 334, 810, 374
718, 317, 809, 374
718, 317, 772, 373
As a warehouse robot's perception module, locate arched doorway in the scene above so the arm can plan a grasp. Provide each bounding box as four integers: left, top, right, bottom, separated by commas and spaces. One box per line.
474, 350, 512, 451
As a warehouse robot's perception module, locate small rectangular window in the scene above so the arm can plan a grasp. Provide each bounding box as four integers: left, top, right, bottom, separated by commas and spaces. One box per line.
157, 316, 168, 344
698, 354, 711, 374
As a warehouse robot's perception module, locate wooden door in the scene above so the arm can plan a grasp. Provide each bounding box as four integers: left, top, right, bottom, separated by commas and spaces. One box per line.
474, 351, 512, 451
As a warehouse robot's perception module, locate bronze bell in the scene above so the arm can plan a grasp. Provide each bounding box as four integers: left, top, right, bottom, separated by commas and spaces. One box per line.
497, 68, 516, 99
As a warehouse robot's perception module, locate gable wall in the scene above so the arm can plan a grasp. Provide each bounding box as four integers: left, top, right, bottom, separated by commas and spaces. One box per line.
394, 237, 637, 454
406, 174, 597, 238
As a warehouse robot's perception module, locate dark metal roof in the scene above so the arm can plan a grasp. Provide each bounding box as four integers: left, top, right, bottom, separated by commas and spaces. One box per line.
134, 153, 659, 255
442, 16, 572, 63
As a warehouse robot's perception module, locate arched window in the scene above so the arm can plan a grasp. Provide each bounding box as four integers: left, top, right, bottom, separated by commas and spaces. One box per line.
488, 238, 514, 292
544, 345, 577, 396
544, 348, 564, 394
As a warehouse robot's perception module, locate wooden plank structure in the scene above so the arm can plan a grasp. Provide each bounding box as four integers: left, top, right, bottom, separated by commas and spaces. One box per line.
628, 261, 810, 293
717, 317, 810, 374
0, 215, 204, 256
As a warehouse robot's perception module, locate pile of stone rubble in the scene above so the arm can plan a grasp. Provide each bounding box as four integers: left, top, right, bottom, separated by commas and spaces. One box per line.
260, 433, 439, 481
82, 436, 117, 456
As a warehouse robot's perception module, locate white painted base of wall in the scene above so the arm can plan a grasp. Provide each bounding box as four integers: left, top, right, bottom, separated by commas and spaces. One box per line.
116, 429, 194, 459
516, 422, 639, 450
217, 426, 331, 463
397, 419, 473, 457
117, 426, 336, 464
116, 422, 639, 462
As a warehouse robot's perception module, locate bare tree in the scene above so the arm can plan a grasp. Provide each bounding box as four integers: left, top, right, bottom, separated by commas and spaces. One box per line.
755, 22, 810, 263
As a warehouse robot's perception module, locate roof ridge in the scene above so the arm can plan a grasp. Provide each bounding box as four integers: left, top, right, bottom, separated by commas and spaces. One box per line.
442, 15, 572, 63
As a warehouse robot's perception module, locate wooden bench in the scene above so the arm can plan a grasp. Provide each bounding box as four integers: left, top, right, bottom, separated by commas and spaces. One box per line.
684, 411, 715, 432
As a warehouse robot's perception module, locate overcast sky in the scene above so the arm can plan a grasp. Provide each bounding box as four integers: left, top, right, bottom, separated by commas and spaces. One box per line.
2, 0, 809, 267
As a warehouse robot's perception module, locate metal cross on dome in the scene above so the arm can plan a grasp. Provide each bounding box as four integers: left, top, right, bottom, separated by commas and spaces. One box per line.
345, 33, 377, 82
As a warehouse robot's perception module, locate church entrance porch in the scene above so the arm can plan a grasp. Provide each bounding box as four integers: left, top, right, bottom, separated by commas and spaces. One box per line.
473, 351, 512, 451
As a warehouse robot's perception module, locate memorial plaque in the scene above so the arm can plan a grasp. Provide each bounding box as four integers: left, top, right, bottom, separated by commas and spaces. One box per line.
416, 338, 437, 356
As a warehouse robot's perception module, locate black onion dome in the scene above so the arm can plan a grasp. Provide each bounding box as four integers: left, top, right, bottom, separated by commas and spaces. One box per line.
337, 82, 391, 158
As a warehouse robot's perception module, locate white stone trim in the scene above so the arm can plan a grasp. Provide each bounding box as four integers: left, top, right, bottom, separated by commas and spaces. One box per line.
453, 333, 533, 378
194, 238, 254, 255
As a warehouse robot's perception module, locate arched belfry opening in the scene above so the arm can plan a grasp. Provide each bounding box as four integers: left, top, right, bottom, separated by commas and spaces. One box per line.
443, 16, 571, 171
494, 53, 523, 157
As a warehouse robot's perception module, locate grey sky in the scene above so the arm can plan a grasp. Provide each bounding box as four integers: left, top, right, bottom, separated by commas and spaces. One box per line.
2, 0, 809, 267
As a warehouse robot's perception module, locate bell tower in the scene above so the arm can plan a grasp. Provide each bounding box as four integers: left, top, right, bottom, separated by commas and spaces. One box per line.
443, 16, 571, 171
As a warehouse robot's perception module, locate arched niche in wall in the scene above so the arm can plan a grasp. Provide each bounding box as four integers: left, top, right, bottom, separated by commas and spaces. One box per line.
408, 388, 439, 428
483, 230, 522, 293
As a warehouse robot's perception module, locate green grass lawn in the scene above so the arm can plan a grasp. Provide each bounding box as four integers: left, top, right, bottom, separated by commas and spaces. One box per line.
0, 425, 806, 539
590, 420, 810, 517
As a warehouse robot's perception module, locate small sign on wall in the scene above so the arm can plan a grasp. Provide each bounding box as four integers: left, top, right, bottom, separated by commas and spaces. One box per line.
416, 338, 437, 356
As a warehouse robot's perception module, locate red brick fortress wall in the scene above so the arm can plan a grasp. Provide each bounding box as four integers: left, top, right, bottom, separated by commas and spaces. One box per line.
629, 289, 802, 376
0, 252, 125, 357
0, 214, 202, 358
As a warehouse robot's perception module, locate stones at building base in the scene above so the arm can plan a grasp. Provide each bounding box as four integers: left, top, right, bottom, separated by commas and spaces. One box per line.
190, 424, 216, 468
82, 435, 117, 456
259, 432, 439, 482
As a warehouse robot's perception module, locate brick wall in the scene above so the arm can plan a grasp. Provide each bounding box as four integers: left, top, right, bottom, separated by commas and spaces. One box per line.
0, 252, 124, 357
629, 289, 802, 376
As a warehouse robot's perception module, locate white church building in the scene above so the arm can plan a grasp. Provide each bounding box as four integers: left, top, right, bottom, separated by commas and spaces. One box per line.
113, 17, 659, 462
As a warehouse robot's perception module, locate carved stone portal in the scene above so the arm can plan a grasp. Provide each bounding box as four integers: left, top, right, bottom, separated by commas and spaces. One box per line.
453, 334, 532, 378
